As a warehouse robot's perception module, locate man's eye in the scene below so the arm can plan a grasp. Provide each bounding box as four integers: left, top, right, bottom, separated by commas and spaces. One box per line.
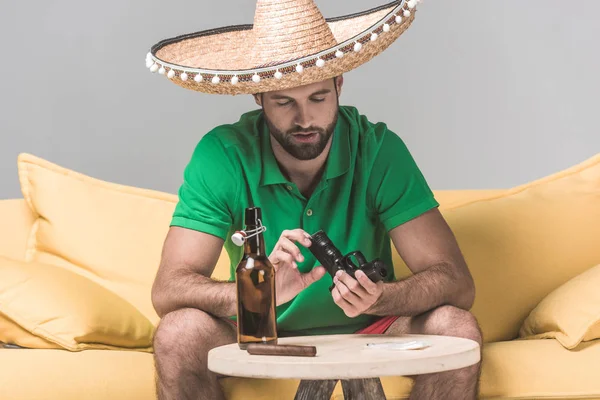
276, 98, 324, 106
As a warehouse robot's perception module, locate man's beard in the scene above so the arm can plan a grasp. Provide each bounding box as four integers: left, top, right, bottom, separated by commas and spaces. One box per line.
264, 111, 338, 161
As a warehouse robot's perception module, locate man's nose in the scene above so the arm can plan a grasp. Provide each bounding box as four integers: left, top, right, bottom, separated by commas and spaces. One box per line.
294, 105, 312, 129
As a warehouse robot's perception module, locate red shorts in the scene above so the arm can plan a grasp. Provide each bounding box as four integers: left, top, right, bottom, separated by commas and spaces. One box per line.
229, 316, 399, 335
354, 316, 399, 334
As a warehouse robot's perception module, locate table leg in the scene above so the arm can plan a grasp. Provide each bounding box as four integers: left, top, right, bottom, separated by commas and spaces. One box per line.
294, 379, 339, 400
341, 378, 386, 400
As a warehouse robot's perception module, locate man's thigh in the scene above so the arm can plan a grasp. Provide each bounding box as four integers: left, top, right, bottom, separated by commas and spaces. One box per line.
383, 305, 480, 338
211, 318, 238, 379
381, 306, 480, 381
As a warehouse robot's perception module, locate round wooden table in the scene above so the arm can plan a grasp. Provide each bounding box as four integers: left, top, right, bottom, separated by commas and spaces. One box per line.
208, 334, 481, 399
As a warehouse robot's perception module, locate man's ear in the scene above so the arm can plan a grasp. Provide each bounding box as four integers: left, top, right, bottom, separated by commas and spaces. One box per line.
335, 75, 344, 98
253, 93, 263, 107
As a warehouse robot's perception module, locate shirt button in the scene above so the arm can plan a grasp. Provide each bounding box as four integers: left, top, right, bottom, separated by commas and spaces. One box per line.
306, 209, 313, 216
286, 185, 293, 191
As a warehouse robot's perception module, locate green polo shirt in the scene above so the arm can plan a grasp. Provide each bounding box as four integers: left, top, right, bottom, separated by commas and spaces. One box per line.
171, 105, 439, 336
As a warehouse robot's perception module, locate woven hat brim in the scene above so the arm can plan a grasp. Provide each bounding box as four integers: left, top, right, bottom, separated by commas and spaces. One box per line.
146, 0, 417, 95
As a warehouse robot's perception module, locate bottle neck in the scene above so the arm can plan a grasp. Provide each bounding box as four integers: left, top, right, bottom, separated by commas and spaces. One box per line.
243, 225, 266, 256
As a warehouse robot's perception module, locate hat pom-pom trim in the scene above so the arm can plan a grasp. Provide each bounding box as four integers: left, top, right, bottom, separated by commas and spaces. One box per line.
146, 0, 419, 86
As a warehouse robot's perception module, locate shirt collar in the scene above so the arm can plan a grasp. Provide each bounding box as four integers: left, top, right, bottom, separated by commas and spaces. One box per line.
259, 108, 351, 187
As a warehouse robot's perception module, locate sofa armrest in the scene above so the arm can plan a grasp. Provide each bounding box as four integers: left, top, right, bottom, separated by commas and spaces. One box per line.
0, 199, 35, 261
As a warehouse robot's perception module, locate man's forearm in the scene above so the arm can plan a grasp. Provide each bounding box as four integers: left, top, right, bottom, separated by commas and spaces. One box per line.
152, 270, 236, 319
367, 263, 475, 317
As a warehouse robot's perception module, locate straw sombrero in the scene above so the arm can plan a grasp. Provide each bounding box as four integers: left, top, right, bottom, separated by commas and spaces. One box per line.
145, 0, 421, 96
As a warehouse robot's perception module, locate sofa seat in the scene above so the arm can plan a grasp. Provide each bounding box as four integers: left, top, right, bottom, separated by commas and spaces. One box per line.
1, 340, 599, 400
0, 349, 156, 400
475, 339, 600, 400
2, 339, 600, 399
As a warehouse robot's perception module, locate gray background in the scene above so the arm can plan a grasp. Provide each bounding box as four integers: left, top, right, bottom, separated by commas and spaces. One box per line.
1, 0, 598, 200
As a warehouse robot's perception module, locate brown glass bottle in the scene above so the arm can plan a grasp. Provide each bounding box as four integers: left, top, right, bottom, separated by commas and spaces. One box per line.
235, 207, 277, 349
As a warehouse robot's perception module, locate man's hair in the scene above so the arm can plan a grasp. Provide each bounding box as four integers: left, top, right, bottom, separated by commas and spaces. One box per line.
258, 76, 339, 105
332, 76, 339, 96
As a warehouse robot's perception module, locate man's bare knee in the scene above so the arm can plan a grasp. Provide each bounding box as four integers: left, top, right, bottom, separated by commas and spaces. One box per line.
153, 308, 236, 359
153, 309, 236, 400
421, 305, 483, 347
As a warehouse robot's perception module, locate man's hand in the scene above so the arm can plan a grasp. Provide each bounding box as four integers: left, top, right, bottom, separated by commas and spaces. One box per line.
332, 270, 384, 318
269, 229, 326, 305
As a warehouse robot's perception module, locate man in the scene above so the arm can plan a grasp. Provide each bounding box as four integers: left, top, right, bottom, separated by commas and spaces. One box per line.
147, 1, 482, 399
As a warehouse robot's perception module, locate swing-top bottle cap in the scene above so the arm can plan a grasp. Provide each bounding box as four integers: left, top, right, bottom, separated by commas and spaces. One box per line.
244, 207, 262, 226
231, 231, 246, 246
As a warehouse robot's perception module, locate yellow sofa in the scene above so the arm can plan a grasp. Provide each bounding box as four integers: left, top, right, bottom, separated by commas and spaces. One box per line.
1, 152, 599, 400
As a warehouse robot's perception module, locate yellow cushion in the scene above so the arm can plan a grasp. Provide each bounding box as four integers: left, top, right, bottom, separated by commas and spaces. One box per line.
0, 311, 59, 349
433, 189, 506, 211
519, 263, 600, 349
0, 199, 35, 262
17, 153, 178, 325
0, 255, 154, 351
393, 153, 600, 343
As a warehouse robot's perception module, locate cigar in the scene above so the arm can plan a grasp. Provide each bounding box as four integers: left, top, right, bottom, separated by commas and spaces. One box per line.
246, 343, 317, 357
